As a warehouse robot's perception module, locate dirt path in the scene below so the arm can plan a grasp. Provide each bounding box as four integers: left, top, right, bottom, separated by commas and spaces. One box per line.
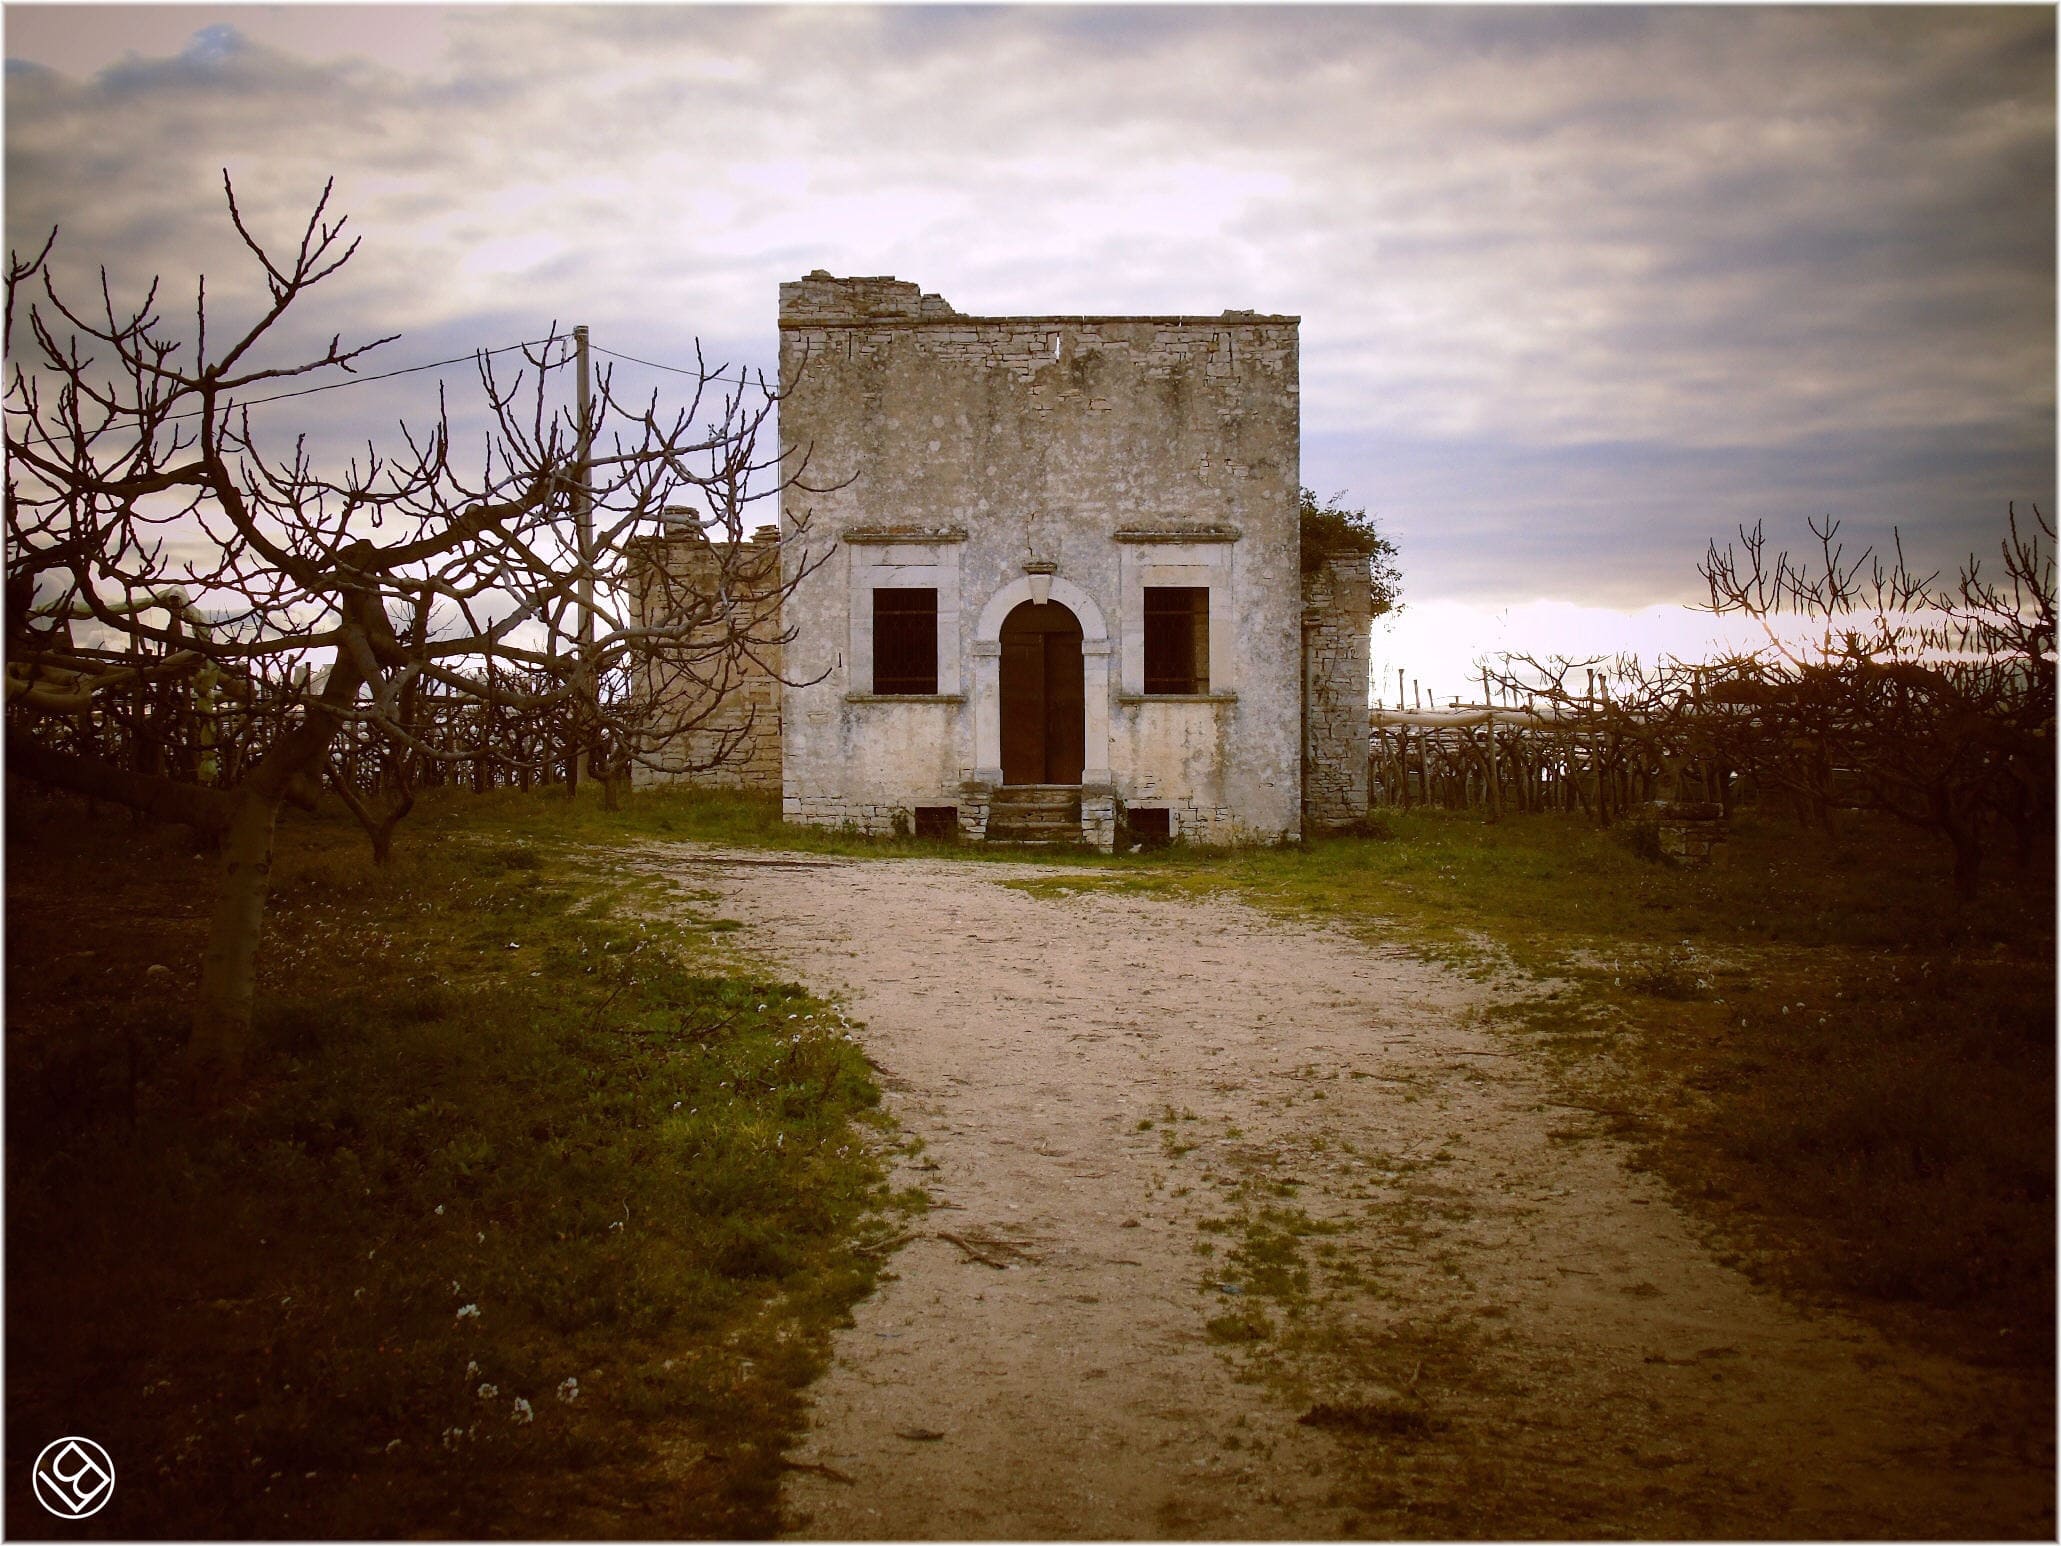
637, 847, 2051, 1540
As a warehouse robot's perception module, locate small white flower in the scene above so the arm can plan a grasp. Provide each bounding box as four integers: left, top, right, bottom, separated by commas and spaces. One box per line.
477, 1232, 485, 1244
556, 1377, 580, 1403
451, 1280, 461, 1295
477, 1383, 499, 1400
434, 1205, 445, 1216
465, 1360, 481, 1379
456, 1303, 480, 1321
511, 1397, 534, 1424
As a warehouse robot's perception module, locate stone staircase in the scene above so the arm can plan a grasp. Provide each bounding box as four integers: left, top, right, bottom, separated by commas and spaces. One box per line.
984, 785, 1083, 845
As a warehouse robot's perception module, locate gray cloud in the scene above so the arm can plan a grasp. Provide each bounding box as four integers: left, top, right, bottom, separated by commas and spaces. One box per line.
5, 4, 2050, 608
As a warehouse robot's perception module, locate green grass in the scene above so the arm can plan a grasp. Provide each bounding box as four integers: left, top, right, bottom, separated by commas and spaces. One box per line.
419, 782, 1112, 865
5, 791, 902, 1538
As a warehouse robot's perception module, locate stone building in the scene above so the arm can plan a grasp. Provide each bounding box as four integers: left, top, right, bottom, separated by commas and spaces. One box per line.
623, 526, 783, 789
1302, 552, 1377, 828
633, 272, 1372, 849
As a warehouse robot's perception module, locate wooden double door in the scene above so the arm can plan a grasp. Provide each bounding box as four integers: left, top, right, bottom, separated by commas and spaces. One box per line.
999, 600, 1085, 785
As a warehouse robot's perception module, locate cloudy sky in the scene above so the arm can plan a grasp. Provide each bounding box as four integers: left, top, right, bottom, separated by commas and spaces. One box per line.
6, 4, 2053, 700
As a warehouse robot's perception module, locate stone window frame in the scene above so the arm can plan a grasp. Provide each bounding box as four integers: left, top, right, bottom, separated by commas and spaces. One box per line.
1114, 530, 1239, 701
844, 529, 966, 703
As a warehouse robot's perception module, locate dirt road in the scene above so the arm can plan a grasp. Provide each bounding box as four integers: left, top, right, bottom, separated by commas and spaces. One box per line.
643, 847, 2051, 1539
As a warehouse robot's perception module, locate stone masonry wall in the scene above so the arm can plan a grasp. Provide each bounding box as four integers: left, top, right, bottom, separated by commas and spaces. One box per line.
625, 533, 783, 791
1302, 555, 1374, 829
777, 273, 1303, 846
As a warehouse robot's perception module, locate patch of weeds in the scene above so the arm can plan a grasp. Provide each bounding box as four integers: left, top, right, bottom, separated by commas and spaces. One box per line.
1299, 1397, 1440, 1441
1206, 1308, 1275, 1344
478, 841, 544, 872
1622, 951, 1708, 1001
1227, 1208, 1328, 1301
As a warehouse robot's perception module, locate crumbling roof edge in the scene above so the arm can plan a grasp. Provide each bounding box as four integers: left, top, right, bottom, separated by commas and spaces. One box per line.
778, 313, 1300, 331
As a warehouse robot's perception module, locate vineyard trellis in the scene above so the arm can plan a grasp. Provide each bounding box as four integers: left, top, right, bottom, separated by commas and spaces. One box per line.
1370, 691, 1703, 828
1367, 508, 2056, 895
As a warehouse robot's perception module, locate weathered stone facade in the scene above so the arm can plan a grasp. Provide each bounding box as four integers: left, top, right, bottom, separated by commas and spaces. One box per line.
1302, 555, 1375, 830
776, 273, 1306, 848
634, 273, 1378, 847
624, 531, 783, 790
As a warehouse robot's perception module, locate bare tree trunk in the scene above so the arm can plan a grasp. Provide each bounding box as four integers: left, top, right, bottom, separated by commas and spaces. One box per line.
186, 784, 283, 1091
182, 656, 360, 1095
1937, 794, 1984, 900
328, 761, 414, 865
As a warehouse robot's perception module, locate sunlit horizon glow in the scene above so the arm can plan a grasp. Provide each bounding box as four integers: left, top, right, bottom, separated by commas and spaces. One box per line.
5, 4, 2053, 685
1373, 597, 1874, 710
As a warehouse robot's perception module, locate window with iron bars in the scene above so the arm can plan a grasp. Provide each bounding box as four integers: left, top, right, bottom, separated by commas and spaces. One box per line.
872, 588, 939, 694
1142, 586, 1209, 694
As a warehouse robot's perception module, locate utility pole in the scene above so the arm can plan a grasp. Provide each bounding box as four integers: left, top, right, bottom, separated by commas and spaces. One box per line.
573, 324, 595, 792
1481, 666, 1501, 823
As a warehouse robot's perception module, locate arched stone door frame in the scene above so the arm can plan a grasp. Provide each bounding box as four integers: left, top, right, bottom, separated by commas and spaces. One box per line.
971, 575, 1111, 788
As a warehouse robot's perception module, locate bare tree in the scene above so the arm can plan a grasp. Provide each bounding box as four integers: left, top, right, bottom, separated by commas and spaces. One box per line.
1698, 509, 2054, 893
6, 174, 817, 1091
1474, 511, 2054, 893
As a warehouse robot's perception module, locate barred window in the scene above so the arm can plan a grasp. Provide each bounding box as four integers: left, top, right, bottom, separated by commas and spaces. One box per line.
1143, 586, 1209, 694
872, 588, 938, 694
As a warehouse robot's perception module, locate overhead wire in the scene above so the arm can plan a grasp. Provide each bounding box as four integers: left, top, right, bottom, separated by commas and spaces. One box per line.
6, 331, 777, 458
5, 336, 561, 454
590, 344, 776, 393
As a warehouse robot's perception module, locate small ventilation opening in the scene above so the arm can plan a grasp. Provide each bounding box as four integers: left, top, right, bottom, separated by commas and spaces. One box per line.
913, 806, 959, 841
1125, 807, 1172, 848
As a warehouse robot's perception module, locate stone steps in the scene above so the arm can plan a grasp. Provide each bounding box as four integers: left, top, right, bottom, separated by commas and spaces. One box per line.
985, 784, 1083, 844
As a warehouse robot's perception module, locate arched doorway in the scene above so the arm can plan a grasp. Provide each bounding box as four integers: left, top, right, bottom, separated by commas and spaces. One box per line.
999, 600, 1085, 785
